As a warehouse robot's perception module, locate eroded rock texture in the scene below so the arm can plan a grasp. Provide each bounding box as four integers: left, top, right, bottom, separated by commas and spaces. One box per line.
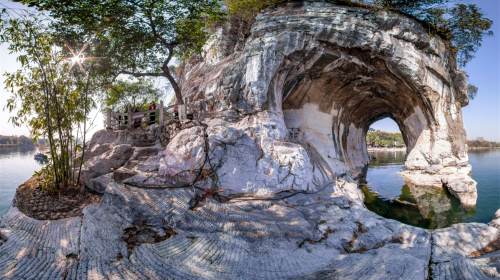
1, 1, 494, 279
178, 1, 476, 204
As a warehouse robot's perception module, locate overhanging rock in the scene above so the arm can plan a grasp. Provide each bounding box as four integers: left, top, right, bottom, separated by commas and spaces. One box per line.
1, 2, 493, 279
178, 0, 476, 205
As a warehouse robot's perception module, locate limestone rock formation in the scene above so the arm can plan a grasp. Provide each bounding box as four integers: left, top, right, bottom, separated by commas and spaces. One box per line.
176, 0, 476, 204
1, 1, 495, 279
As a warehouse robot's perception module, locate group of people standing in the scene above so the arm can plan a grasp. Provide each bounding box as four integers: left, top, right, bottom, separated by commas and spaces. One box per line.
116, 101, 158, 129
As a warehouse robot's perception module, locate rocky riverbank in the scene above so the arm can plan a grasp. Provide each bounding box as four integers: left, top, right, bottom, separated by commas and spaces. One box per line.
1, 168, 500, 279
0, 1, 496, 278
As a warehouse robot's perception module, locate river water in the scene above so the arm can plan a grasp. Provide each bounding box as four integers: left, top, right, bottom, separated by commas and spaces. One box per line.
363, 149, 500, 229
0, 146, 45, 216
0, 146, 498, 229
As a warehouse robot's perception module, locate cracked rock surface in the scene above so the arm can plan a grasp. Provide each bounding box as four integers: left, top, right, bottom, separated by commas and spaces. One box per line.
177, 0, 477, 205
2, 179, 500, 279
1, 1, 496, 279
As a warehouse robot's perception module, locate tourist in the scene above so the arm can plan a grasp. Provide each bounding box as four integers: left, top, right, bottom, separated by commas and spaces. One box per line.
173, 99, 178, 119
149, 101, 156, 125
123, 105, 129, 125
116, 109, 121, 126
133, 107, 142, 128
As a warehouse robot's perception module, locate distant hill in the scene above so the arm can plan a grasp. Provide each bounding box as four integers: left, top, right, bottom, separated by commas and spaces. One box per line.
0, 135, 35, 147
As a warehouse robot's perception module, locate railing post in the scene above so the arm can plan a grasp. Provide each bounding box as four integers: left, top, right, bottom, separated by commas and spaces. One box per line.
106, 108, 112, 130
159, 101, 164, 125
179, 97, 186, 121
127, 105, 132, 130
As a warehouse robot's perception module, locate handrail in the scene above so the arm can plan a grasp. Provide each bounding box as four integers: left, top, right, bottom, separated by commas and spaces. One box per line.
111, 105, 179, 118
106, 97, 202, 130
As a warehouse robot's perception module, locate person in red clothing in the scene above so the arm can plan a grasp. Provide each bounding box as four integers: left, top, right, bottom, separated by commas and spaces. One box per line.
149, 101, 156, 125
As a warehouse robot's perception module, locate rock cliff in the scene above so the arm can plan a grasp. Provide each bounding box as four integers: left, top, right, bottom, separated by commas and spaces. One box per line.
177, 0, 476, 204
0, 1, 495, 279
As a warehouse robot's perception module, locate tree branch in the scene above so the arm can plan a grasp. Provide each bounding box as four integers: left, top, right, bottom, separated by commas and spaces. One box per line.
120, 71, 165, 77
161, 44, 183, 105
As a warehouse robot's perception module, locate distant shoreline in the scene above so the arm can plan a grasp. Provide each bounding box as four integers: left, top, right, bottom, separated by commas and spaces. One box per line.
0, 143, 35, 147
368, 147, 406, 151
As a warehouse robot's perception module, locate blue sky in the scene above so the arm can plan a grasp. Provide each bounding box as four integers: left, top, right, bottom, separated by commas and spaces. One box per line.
1, 0, 499, 141
372, 0, 500, 141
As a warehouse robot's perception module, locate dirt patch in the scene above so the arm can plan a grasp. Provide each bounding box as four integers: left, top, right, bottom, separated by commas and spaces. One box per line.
470, 238, 500, 258
122, 226, 177, 257
14, 175, 102, 220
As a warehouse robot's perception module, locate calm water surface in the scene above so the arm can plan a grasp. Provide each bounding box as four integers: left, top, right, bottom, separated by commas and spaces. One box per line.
363, 149, 500, 229
0, 146, 498, 227
0, 146, 45, 216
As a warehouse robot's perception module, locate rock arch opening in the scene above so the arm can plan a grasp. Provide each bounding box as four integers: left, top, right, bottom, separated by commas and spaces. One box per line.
278, 47, 431, 178
366, 118, 407, 149
179, 1, 475, 204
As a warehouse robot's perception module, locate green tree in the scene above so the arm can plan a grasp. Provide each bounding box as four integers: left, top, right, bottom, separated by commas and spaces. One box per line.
374, 0, 493, 67
482, 141, 492, 148
15, 0, 226, 105
467, 84, 478, 101
1, 10, 97, 192
106, 79, 163, 112
366, 129, 405, 147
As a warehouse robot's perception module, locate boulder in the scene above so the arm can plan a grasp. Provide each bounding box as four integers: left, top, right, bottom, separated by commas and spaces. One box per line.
113, 167, 138, 182
88, 173, 114, 194
401, 171, 444, 188
78, 144, 135, 186
445, 174, 478, 206
157, 126, 207, 187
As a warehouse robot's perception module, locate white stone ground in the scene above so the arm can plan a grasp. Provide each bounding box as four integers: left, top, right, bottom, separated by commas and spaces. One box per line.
1, 177, 499, 279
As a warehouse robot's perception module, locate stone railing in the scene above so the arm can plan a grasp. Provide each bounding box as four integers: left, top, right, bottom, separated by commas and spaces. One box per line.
105, 97, 205, 130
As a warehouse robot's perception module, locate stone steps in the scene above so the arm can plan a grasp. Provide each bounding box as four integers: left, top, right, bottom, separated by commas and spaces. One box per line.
132, 138, 155, 147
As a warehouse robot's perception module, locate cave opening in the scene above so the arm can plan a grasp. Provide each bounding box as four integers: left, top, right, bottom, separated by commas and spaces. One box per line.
366, 118, 406, 149
272, 47, 435, 178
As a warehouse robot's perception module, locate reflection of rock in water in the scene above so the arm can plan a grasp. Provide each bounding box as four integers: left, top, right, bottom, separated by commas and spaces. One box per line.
404, 183, 453, 228
404, 181, 477, 229
361, 181, 477, 229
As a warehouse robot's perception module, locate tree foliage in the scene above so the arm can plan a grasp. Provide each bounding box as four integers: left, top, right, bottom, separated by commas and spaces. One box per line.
370, 0, 493, 67
224, 0, 285, 20
0, 10, 97, 192
467, 84, 478, 101
467, 140, 499, 148
14, 0, 226, 105
106, 79, 162, 112
0, 135, 34, 146
366, 130, 405, 147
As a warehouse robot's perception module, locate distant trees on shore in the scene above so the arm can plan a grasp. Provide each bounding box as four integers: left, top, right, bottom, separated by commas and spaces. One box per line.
366, 130, 405, 147
0, 135, 34, 146
467, 140, 500, 148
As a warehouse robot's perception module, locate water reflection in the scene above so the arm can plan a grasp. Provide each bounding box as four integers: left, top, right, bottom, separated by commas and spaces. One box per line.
361, 149, 485, 229
362, 181, 477, 229
368, 149, 406, 166
0, 146, 45, 216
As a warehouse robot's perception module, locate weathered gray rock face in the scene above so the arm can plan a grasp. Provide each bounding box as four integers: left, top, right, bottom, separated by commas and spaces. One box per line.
176, 1, 476, 203
77, 129, 161, 193
2, 2, 495, 279
2, 177, 500, 279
